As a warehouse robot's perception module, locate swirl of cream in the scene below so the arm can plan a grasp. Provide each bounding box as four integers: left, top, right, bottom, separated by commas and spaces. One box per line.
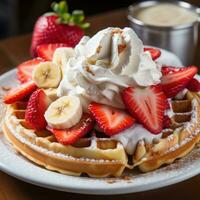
57, 27, 162, 109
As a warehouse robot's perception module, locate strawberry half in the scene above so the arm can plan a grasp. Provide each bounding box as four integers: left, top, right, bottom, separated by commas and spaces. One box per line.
3, 81, 37, 104
17, 58, 44, 83
88, 103, 135, 136
161, 66, 198, 97
122, 85, 167, 134
47, 113, 94, 145
186, 78, 200, 92
30, 1, 89, 57
144, 47, 161, 60
25, 89, 51, 130
36, 43, 69, 61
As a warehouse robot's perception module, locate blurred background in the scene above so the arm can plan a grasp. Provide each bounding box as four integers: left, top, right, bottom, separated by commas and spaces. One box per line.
0, 0, 200, 39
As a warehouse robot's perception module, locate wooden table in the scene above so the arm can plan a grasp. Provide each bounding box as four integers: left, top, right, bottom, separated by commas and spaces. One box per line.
0, 8, 200, 200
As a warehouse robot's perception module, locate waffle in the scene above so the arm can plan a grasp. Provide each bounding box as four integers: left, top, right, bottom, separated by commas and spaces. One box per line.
2, 102, 128, 177
2, 91, 200, 177
133, 91, 200, 172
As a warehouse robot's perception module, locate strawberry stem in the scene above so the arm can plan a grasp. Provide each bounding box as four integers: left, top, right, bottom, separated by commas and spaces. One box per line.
51, 0, 90, 29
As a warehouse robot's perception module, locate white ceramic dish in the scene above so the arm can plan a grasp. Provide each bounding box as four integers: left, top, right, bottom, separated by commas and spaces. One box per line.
1, 49, 200, 195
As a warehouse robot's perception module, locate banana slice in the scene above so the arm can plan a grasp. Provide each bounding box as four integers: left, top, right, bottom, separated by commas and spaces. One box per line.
44, 88, 58, 101
44, 95, 82, 129
32, 61, 61, 88
52, 47, 75, 73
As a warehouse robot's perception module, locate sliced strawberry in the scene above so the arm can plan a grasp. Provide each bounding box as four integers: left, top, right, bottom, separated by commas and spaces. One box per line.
17, 58, 44, 83
122, 85, 167, 134
3, 81, 37, 104
47, 113, 94, 145
163, 115, 171, 129
36, 43, 69, 61
88, 103, 135, 136
186, 78, 200, 92
144, 47, 161, 60
161, 66, 198, 97
25, 89, 51, 130
161, 66, 181, 75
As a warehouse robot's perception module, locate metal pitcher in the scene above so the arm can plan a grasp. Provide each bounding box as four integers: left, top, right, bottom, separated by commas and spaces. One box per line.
128, 1, 200, 65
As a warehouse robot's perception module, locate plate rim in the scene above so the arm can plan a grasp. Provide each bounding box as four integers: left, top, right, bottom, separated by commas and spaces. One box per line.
1, 162, 200, 195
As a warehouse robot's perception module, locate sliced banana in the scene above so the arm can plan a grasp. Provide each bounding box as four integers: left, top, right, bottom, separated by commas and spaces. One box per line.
44, 88, 58, 101
52, 47, 75, 73
44, 95, 82, 129
32, 61, 61, 88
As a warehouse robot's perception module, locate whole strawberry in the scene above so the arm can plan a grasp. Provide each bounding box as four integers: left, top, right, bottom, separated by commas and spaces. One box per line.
30, 1, 89, 57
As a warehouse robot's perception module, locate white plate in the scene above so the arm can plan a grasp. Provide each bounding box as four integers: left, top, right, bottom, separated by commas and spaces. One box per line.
1, 51, 199, 195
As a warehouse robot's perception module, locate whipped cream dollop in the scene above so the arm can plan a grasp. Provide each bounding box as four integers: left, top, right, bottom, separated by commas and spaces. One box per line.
112, 124, 162, 155
57, 27, 162, 109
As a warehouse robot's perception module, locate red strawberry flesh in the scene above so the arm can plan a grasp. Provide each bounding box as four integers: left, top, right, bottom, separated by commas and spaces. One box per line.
186, 78, 200, 92
47, 113, 94, 145
161, 66, 181, 75
36, 43, 69, 61
144, 47, 161, 60
163, 115, 171, 129
122, 85, 167, 134
88, 103, 135, 136
25, 89, 51, 130
161, 66, 198, 97
17, 58, 44, 83
165, 100, 171, 110
3, 81, 37, 104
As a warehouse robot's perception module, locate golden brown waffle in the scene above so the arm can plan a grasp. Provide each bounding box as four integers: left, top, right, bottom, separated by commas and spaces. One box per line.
2, 91, 200, 177
2, 102, 128, 177
133, 91, 200, 172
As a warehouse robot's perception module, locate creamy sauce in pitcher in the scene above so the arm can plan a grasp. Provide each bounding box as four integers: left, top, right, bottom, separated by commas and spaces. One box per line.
135, 3, 198, 27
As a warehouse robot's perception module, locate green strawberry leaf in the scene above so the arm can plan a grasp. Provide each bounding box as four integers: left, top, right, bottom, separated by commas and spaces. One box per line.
51, 0, 90, 29
79, 22, 90, 29
52, 1, 68, 14
51, 2, 59, 13
72, 10, 85, 23
58, 1, 68, 14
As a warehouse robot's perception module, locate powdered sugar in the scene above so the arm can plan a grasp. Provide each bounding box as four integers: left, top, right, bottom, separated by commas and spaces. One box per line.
184, 99, 198, 132
175, 111, 192, 116
167, 144, 179, 153
165, 98, 174, 117
167, 133, 175, 141
6, 114, 119, 163
166, 127, 200, 154
175, 89, 188, 100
